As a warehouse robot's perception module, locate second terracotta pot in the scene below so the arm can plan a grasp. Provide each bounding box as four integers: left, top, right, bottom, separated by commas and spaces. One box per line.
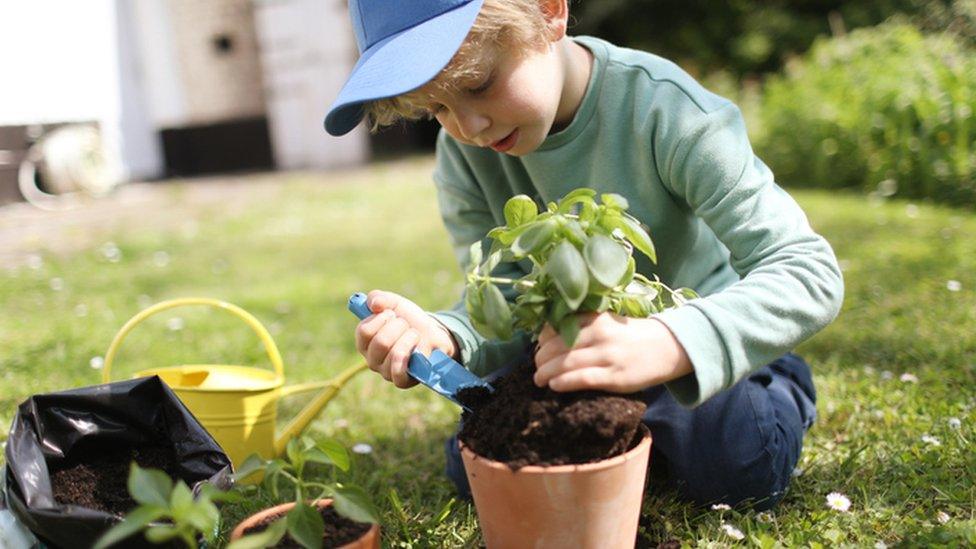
460, 425, 652, 549
229, 499, 380, 549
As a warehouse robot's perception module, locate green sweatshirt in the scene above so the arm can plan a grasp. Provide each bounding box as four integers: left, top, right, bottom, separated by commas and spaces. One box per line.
429, 36, 844, 407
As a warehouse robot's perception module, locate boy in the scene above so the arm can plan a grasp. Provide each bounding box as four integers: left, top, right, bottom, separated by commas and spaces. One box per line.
327, 0, 843, 510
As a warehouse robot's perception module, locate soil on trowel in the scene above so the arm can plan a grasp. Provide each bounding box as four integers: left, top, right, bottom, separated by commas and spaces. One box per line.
50, 442, 181, 515
457, 358, 647, 469
243, 505, 372, 548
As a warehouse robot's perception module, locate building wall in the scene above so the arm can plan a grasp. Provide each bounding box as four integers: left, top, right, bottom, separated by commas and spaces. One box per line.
167, 0, 266, 125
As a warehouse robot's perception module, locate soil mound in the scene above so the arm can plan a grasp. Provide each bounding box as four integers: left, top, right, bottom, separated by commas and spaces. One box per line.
457, 359, 647, 469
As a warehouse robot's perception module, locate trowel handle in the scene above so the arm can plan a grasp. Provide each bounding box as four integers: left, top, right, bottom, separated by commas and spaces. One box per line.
347, 292, 431, 380
347, 293, 373, 320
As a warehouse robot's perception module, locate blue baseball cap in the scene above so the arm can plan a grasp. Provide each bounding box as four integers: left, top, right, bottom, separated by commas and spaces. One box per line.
324, 0, 486, 136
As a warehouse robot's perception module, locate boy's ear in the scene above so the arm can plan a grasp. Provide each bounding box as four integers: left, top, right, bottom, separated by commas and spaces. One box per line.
540, 0, 569, 42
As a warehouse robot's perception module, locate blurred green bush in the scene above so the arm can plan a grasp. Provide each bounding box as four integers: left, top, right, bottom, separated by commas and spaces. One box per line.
754, 22, 975, 205
572, 0, 974, 78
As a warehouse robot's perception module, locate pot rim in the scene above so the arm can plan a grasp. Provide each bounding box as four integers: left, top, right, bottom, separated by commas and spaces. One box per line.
459, 423, 651, 474
229, 498, 379, 545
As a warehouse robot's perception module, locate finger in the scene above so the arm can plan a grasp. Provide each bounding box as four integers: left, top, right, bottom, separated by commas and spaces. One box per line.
355, 309, 395, 356
369, 289, 432, 330
533, 331, 570, 369
537, 323, 558, 346
386, 329, 421, 388
533, 347, 605, 388
365, 316, 410, 375
548, 366, 616, 392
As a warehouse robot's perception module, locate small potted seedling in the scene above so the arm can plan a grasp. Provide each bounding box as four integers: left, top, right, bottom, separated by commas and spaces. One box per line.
228, 436, 380, 549
458, 188, 696, 547
93, 463, 241, 549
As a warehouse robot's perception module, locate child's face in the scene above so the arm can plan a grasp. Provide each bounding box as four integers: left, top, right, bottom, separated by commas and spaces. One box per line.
426, 44, 566, 156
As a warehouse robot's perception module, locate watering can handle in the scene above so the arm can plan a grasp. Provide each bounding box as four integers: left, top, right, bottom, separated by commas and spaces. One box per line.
101, 297, 285, 383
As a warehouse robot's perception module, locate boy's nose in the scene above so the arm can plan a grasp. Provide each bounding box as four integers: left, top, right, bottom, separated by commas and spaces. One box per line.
454, 109, 490, 143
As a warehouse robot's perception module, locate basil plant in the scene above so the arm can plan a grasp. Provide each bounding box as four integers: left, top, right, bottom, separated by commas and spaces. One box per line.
465, 188, 697, 347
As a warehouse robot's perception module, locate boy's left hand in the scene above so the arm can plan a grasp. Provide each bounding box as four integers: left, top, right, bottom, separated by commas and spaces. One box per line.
533, 313, 693, 393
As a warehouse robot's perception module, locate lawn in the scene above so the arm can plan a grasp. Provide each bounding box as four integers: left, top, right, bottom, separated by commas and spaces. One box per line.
1, 156, 973, 547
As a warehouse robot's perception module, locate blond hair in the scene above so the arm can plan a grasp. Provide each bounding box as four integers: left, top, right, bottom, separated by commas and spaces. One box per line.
363, 0, 549, 131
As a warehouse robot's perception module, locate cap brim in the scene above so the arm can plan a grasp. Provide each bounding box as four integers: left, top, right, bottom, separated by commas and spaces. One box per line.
324, 0, 485, 136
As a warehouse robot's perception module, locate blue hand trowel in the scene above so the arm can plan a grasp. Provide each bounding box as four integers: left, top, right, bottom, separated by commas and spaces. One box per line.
347, 293, 493, 411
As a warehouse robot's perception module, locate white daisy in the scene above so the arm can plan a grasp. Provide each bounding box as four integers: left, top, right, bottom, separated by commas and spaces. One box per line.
899, 373, 919, 383
100, 242, 121, 263
351, 443, 373, 455
874, 542, 888, 549
880, 371, 894, 380
947, 417, 961, 429
333, 418, 349, 429
756, 511, 774, 523
49, 278, 64, 291
921, 434, 941, 447
89, 356, 105, 370
710, 503, 731, 511
905, 204, 919, 218
720, 522, 745, 541
826, 492, 851, 512
27, 254, 44, 270
74, 304, 88, 317
167, 317, 185, 331
946, 280, 962, 292
936, 511, 950, 524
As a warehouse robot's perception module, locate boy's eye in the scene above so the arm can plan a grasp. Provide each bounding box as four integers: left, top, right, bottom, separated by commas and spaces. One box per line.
467, 72, 495, 95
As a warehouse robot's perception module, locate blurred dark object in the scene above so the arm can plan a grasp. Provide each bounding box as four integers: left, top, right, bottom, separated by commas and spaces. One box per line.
571, 0, 970, 78
160, 116, 274, 176
3, 376, 233, 549
369, 118, 441, 158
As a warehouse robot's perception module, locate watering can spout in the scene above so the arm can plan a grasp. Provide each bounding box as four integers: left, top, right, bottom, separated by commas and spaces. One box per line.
102, 297, 368, 466
271, 363, 368, 457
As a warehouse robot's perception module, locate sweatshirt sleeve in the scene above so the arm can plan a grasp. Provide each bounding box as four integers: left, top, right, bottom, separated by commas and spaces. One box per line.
653, 101, 845, 406
428, 133, 533, 377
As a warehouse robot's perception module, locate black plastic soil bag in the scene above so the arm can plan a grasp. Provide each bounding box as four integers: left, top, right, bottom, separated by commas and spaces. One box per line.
3, 376, 233, 548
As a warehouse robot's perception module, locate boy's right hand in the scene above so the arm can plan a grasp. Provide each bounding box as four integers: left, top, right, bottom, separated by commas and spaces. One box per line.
354, 290, 459, 388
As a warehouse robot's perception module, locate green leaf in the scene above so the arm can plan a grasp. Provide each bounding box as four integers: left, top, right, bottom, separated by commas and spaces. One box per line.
545, 241, 589, 310
482, 283, 513, 340
144, 525, 180, 543
194, 499, 221, 541
464, 286, 487, 325
199, 483, 244, 504
557, 315, 581, 348
605, 214, 656, 263
232, 454, 268, 483
312, 439, 350, 472
601, 193, 630, 210
619, 295, 651, 318
128, 464, 173, 508
579, 199, 598, 223
287, 502, 324, 549
93, 505, 166, 549
556, 188, 597, 213
561, 219, 587, 247
226, 519, 288, 549
583, 234, 629, 288
580, 293, 610, 312
503, 195, 538, 227
286, 438, 303, 468
619, 256, 636, 287
481, 250, 502, 276
168, 481, 194, 518
467, 241, 483, 269
332, 485, 381, 524
511, 220, 556, 258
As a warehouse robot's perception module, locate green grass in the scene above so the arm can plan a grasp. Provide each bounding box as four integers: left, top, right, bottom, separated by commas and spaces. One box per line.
1, 157, 974, 547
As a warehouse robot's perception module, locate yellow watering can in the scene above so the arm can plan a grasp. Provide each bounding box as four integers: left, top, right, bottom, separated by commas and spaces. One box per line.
102, 297, 367, 467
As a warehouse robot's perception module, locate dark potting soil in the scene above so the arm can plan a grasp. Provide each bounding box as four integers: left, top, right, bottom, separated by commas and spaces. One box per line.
243, 505, 372, 548
49, 443, 180, 515
457, 358, 647, 469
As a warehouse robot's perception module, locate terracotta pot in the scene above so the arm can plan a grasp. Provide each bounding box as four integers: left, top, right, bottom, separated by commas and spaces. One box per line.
229, 499, 380, 549
460, 425, 652, 549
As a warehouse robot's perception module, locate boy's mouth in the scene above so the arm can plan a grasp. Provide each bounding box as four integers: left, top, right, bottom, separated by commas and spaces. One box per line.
490, 129, 519, 153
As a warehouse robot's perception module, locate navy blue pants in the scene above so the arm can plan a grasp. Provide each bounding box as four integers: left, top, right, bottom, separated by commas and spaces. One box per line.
444, 353, 817, 511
